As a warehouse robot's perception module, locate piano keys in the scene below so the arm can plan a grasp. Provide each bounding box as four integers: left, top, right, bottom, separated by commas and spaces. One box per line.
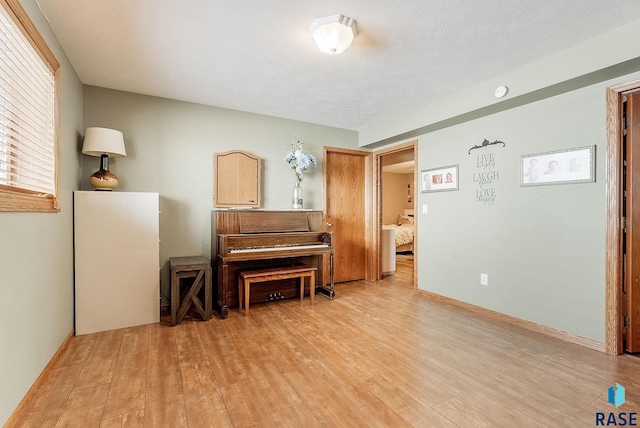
228, 243, 329, 254
211, 210, 334, 318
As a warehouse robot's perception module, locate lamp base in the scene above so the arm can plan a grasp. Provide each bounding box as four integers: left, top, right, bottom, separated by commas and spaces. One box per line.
89, 154, 119, 190
90, 170, 119, 190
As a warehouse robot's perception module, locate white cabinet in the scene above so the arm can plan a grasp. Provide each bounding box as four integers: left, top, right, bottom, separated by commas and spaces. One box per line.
74, 191, 160, 335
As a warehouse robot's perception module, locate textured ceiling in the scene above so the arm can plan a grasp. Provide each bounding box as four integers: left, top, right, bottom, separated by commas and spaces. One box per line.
35, 0, 640, 131
382, 161, 414, 174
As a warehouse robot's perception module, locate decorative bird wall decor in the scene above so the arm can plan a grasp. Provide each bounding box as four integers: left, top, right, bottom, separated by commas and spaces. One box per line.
468, 138, 505, 154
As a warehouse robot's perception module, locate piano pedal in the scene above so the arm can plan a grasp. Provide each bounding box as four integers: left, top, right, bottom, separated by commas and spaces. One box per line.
268, 293, 286, 301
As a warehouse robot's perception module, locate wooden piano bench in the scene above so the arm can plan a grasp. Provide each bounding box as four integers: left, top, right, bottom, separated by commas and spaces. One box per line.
170, 256, 212, 326
238, 266, 317, 316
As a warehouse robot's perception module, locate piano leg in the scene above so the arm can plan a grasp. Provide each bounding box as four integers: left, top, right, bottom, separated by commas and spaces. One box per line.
216, 262, 230, 318
317, 251, 335, 300
217, 304, 229, 319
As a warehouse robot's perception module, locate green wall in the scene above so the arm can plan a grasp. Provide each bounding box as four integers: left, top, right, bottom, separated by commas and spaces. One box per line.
359, 21, 640, 344
415, 81, 620, 342
82, 86, 359, 302
0, 1, 84, 425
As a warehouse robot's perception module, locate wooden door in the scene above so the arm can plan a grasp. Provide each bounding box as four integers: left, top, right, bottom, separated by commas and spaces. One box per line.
624, 94, 640, 352
324, 147, 369, 283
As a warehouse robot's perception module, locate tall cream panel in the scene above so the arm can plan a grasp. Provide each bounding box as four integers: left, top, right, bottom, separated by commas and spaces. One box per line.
381, 228, 396, 275
74, 191, 160, 335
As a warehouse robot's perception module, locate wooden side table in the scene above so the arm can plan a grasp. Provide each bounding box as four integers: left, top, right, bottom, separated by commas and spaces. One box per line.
170, 256, 212, 326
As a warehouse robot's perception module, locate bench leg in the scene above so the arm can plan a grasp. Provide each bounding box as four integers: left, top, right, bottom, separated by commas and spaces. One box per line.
310, 271, 315, 305
245, 279, 251, 316
238, 276, 243, 313
299, 272, 316, 305
300, 276, 304, 303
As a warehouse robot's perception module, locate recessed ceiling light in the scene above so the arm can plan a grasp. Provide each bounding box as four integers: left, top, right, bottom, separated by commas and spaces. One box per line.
494, 86, 509, 98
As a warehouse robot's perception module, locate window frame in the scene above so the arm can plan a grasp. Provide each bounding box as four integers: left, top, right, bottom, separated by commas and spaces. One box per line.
0, 0, 60, 212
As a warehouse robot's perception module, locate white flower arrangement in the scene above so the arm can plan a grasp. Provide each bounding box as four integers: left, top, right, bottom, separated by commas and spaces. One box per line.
284, 138, 317, 184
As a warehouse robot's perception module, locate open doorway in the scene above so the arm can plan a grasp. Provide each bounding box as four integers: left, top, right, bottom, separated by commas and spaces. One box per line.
374, 141, 417, 284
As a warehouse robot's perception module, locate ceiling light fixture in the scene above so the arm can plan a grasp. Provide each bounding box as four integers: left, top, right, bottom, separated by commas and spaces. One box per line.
309, 14, 358, 55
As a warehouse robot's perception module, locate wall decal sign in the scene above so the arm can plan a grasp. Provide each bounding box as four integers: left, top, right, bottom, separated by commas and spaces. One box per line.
474, 152, 500, 206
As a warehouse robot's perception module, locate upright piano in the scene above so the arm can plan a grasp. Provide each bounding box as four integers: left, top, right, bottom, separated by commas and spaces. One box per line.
211, 210, 334, 318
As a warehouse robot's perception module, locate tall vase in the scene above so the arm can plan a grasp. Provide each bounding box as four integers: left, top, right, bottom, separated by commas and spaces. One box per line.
292, 183, 303, 209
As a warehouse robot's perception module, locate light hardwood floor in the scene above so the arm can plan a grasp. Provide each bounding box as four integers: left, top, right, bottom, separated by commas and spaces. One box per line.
7, 255, 640, 427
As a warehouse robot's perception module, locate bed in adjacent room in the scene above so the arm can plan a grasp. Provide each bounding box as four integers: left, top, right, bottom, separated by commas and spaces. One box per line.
382, 209, 414, 253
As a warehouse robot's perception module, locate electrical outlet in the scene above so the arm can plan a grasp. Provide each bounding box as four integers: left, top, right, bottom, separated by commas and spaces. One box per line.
480, 273, 488, 286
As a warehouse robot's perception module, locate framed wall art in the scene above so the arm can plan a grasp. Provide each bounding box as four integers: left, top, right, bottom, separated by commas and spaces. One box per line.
521, 145, 595, 187
420, 164, 459, 193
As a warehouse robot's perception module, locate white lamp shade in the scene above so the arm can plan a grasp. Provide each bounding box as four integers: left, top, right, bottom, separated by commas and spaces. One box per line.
309, 14, 358, 55
82, 127, 126, 157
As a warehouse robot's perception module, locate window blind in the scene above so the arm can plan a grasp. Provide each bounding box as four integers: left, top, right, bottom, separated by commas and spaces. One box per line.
0, 0, 59, 212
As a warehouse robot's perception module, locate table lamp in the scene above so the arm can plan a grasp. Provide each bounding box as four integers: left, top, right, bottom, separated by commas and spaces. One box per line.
82, 127, 127, 190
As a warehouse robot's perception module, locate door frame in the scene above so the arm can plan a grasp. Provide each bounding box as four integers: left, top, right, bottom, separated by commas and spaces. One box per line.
373, 140, 418, 284
605, 79, 640, 355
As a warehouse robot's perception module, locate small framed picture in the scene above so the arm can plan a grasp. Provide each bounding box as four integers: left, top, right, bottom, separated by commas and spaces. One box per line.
521, 145, 595, 186
420, 165, 459, 193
